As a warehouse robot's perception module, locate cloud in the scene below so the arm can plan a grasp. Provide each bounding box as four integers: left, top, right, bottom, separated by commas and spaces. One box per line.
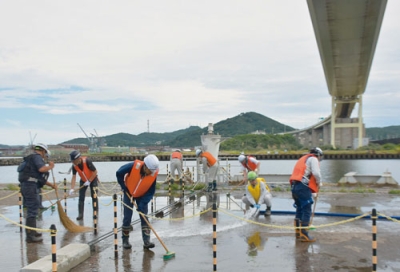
0, 0, 399, 145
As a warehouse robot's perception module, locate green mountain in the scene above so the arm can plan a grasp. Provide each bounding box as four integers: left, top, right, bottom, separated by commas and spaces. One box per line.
366, 126, 400, 141
62, 112, 295, 148
3, 112, 399, 149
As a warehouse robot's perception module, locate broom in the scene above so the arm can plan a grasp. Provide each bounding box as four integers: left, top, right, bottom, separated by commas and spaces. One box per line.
129, 195, 175, 260
309, 194, 318, 231
51, 169, 92, 233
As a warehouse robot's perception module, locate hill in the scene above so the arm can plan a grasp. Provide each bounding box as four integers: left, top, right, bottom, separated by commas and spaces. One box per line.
62, 112, 295, 148
365, 126, 400, 141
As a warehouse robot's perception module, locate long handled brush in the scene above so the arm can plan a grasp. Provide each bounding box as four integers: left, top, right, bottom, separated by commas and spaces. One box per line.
131, 198, 175, 260
51, 169, 92, 233
309, 194, 318, 231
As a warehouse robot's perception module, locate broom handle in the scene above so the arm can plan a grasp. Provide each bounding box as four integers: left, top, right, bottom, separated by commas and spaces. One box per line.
131, 199, 170, 252
310, 195, 318, 225
50, 169, 60, 200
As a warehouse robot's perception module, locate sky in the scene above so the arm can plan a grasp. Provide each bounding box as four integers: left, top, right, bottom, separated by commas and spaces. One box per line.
1, 1, 399, 146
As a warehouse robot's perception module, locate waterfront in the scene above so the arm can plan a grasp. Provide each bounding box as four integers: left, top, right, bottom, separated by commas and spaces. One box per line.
1, 159, 399, 185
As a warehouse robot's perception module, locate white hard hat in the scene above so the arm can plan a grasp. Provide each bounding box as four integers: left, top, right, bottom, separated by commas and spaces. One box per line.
195, 149, 202, 157
34, 143, 51, 156
238, 154, 246, 163
144, 154, 159, 172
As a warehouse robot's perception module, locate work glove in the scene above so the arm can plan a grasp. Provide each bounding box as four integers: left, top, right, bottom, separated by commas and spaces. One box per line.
254, 204, 261, 209
84, 181, 90, 186
69, 189, 75, 196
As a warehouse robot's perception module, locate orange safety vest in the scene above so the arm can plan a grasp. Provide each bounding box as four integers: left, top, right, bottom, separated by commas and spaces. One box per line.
200, 151, 217, 167
73, 157, 95, 182
125, 160, 159, 198
241, 156, 258, 171
289, 154, 319, 193
171, 151, 183, 160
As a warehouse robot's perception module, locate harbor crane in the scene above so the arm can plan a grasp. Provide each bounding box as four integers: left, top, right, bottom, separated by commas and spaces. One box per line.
77, 123, 98, 152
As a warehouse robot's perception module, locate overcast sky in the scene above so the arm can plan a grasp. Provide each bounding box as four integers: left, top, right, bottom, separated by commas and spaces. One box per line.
1, 1, 399, 146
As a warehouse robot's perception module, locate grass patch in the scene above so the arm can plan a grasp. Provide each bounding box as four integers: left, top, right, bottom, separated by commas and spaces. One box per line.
349, 188, 376, 193
388, 189, 400, 195
4, 184, 20, 191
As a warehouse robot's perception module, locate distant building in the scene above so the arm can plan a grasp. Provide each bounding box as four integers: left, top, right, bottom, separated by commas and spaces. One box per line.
60, 144, 89, 153
251, 130, 266, 135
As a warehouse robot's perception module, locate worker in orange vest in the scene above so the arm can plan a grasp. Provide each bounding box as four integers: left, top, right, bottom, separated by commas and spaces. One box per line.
170, 149, 183, 183
289, 147, 323, 242
196, 149, 219, 191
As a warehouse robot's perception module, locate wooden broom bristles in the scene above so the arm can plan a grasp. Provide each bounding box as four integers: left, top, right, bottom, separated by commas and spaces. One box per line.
51, 169, 92, 233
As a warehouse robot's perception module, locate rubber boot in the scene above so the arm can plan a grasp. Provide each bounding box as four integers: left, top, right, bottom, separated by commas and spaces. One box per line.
38, 194, 45, 210
142, 226, 155, 249
212, 180, 217, 191
76, 202, 84, 220
206, 182, 213, 192
299, 222, 316, 242
294, 219, 300, 239
26, 218, 43, 243
122, 227, 132, 249
265, 206, 271, 216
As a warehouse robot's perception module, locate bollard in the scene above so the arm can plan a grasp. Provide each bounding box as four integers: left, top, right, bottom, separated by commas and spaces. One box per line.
93, 187, 98, 235
19, 189, 23, 233
113, 194, 118, 258
182, 180, 185, 197
372, 208, 377, 272
151, 198, 154, 213
63, 178, 67, 213
50, 224, 57, 272
212, 192, 217, 272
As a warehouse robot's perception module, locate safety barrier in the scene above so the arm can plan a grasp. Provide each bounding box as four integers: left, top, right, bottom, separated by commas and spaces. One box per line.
1, 183, 400, 271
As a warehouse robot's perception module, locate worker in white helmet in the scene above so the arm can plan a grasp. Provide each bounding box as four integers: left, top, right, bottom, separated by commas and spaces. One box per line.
238, 153, 261, 184
18, 143, 57, 243
196, 149, 219, 191
116, 154, 160, 250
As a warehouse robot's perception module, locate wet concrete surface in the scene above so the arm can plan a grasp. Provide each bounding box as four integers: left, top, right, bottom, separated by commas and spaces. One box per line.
1, 187, 400, 271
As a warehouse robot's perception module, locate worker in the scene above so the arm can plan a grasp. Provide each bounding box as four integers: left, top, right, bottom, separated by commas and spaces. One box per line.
18, 143, 57, 242
116, 154, 160, 250
289, 147, 323, 242
196, 149, 219, 192
242, 171, 272, 216
68, 150, 99, 221
238, 154, 261, 184
170, 149, 183, 183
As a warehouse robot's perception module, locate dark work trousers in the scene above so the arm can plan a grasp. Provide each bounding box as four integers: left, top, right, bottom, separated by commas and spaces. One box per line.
78, 178, 99, 207
20, 182, 39, 219
122, 181, 156, 228
292, 181, 313, 224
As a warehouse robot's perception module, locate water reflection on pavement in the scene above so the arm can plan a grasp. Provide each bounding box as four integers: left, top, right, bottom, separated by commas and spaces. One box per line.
1, 190, 400, 271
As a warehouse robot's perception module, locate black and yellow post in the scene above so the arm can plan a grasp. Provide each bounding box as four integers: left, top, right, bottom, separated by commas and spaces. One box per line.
182, 180, 185, 197
168, 178, 172, 204
372, 208, 377, 271
93, 187, 98, 235
63, 178, 67, 213
113, 194, 118, 258
50, 224, 57, 272
212, 192, 217, 271
19, 189, 22, 233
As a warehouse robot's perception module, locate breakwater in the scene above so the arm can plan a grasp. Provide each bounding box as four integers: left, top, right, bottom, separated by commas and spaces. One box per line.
1, 152, 399, 166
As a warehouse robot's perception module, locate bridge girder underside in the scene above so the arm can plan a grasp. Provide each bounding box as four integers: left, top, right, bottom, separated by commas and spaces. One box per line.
307, 0, 387, 118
